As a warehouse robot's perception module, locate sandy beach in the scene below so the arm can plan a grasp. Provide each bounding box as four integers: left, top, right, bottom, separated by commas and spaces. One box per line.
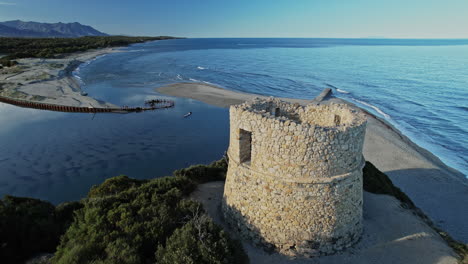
0, 48, 121, 108
157, 82, 468, 263
192, 182, 458, 264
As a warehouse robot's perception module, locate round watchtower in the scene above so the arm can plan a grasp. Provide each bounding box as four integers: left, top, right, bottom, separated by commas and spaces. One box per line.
222, 98, 367, 257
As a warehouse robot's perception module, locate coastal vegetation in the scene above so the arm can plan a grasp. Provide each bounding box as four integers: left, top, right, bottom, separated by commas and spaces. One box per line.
53, 176, 240, 264
0, 196, 82, 263
0, 158, 248, 264
1, 159, 466, 263
0, 36, 177, 67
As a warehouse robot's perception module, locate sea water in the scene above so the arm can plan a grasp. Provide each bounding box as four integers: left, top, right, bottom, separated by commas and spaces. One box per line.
0, 38, 466, 203
104, 38, 467, 176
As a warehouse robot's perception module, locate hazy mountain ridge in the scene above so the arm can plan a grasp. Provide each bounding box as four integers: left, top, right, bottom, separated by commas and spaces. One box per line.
0, 20, 108, 38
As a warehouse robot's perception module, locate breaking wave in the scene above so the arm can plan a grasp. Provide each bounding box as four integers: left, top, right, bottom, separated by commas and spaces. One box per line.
337, 89, 350, 94
352, 98, 391, 119
125, 49, 146, 53
202, 80, 215, 85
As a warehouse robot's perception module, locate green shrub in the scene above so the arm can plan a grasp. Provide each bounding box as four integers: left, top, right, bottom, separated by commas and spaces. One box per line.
139, 175, 196, 196
87, 175, 146, 198
55, 201, 84, 233
52, 176, 201, 264
0, 196, 62, 263
173, 157, 228, 184
156, 213, 248, 264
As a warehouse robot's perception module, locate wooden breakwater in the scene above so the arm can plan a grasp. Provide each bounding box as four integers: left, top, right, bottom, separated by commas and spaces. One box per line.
0, 95, 175, 113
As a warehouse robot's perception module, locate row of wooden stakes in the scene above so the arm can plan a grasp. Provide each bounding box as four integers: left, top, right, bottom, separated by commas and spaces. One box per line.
0, 95, 175, 113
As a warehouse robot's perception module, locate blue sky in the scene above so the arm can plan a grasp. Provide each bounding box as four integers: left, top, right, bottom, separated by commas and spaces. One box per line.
0, 0, 467, 38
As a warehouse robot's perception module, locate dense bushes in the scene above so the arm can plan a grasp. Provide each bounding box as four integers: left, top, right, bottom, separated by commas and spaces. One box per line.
156, 214, 248, 264
51, 158, 246, 264
0, 196, 82, 264
0, 158, 240, 264
173, 157, 228, 184
54, 201, 85, 232
87, 175, 148, 198
52, 177, 200, 263
0, 36, 178, 66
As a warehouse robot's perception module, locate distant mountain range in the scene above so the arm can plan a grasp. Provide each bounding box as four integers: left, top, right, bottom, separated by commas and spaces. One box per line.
0, 20, 108, 38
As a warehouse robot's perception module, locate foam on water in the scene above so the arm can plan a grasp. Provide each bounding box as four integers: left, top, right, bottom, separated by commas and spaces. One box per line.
114, 38, 465, 176
351, 98, 391, 119
1, 38, 467, 206
72, 54, 109, 85
72, 69, 85, 85
337, 88, 350, 94
31, 38, 468, 178
125, 49, 146, 53
202, 80, 215, 85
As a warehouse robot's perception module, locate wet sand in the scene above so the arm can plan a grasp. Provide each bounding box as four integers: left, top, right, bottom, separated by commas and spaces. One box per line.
0, 48, 121, 108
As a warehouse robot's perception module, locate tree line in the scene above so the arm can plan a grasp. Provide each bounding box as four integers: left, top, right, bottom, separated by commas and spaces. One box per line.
0, 36, 179, 67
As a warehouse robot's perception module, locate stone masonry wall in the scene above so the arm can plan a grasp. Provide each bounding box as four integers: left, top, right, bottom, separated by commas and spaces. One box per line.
222, 98, 367, 257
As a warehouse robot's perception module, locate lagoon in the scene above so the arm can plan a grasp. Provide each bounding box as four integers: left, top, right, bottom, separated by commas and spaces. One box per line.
1, 38, 467, 204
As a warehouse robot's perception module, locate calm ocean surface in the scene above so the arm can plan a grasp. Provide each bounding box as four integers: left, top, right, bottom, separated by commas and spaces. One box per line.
0, 38, 467, 203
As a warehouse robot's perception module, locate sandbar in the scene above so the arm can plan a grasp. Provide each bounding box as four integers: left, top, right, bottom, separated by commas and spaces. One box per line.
0, 48, 122, 108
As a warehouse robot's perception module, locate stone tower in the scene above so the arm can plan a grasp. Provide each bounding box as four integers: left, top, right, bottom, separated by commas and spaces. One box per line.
222, 98, 367, 257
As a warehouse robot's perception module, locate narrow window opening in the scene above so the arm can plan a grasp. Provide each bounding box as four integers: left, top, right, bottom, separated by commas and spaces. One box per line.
334, 114, 341, 125
239, 129, 252, 164
274, 107, 280, 117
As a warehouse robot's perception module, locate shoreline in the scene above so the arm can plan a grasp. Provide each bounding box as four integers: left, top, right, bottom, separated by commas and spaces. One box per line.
156, 82, 468, 244
0, 47, 122, 108
156, 82, 466, 178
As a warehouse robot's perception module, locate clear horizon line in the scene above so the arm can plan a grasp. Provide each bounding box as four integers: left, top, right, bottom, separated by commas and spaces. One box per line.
125, 36, 468, 40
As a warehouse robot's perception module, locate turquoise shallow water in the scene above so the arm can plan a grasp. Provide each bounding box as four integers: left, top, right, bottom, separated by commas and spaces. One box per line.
0, 38, 466, 204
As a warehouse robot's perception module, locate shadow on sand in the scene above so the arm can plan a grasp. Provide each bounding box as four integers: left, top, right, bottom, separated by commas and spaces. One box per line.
385, 167, 468, 244
191, 180, 460, 264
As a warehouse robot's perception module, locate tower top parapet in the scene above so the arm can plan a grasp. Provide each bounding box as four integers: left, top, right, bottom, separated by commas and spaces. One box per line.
232, 97, 366, 131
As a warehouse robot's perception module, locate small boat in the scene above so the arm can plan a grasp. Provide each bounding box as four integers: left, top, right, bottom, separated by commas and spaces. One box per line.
80, 91, 88, 96
183, 112, 192, 118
